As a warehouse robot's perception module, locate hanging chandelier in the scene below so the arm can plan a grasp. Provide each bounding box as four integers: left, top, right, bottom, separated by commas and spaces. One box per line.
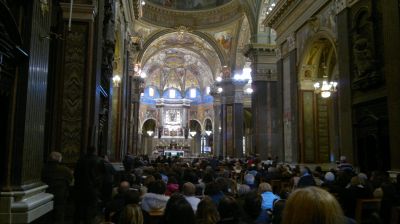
313, 58, 337, 98
314, 79, 338, 98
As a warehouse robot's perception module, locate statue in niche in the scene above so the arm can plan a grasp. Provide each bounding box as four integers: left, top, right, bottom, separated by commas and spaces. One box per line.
170, 111, 176, 122
353, 35, 375, 78
351, 9, 381, 89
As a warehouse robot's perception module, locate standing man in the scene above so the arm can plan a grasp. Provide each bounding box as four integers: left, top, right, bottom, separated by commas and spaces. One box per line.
74, 146, 105, 224
42, 151, 73, 224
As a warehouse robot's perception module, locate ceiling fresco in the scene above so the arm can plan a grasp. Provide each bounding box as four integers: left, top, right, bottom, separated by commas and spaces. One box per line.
146, 0, 232, 11
142, 48, 214, 93
141, 32, 221, 76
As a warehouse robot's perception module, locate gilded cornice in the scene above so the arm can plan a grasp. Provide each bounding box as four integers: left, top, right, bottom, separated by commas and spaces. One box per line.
140, 1, 243, 29
262, 0, 332, 45
262, 0, 298, 28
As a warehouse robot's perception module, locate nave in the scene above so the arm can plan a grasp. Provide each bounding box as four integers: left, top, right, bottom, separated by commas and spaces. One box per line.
1, 0, 400, 223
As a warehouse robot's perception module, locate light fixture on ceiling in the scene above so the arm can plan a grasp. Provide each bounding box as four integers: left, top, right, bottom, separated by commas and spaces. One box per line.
112, 74, 121, 87
313, 63, 338, 98
217, 87, 223, 93
141, 0, 145, 6
216, 77, 222, 82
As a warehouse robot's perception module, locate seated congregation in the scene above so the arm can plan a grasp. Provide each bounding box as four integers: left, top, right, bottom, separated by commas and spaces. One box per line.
41, 151, 400, 224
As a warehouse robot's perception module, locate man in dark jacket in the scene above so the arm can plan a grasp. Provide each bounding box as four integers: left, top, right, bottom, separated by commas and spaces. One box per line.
74, 146, 104, 224
42, 151, 73, 224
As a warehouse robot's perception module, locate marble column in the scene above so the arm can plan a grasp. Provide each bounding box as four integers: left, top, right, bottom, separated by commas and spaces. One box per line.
382, 0, 400, 171
212, 91, 222, 157
219, 78, 247, 158
129, 76, 144, 155
0, 0, 53, 222
244, 44, 282, 160
336, 7, 355, 163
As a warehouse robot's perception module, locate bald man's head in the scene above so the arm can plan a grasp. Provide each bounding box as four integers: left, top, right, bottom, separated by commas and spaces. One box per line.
182, 182, 196, 196
118, 181, 130, 194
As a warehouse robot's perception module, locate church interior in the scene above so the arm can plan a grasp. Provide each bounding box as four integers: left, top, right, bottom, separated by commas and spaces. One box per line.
1, 0, 400, 223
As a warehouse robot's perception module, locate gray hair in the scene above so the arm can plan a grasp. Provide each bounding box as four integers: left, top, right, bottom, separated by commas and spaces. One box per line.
49, 151, 62, 162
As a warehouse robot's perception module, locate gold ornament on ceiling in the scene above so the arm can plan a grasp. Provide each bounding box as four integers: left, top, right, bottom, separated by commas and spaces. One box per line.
165, 53, 185, 68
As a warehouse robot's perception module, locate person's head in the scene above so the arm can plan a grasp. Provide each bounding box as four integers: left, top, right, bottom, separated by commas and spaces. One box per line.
218, 196, 243, 221
324, 172, 335, 182
237, 184, 250, 197
120, 190, 143, 224
182, 182, 196, 196
163, 193, 195, 224
282, 187, 345, 224
204, 181, 221, 196
244, 174, 255, 185
243, 191, 262, 220
258, 182, 272, 194
300, 166, 311, 176
49, 151, 62, 162
118, 181, 131, 194
196, 196, 220, 224
147, 179, 166, 195
340, 156, 347, 163
143, 175, 155, 187
350, 176, 364, 186
125, 190, 140, 204
215, 177, 229, 194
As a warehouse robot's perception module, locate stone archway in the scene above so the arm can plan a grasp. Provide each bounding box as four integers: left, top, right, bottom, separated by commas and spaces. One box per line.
298, 37, 339, 163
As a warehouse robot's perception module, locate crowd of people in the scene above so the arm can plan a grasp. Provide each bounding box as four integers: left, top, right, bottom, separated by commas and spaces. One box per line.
41, 150, 400, 224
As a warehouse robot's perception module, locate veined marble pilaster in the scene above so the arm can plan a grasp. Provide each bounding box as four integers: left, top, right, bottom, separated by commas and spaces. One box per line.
129, 76, 144, 155
219, 79, 246, 158
244, 44, 282, 159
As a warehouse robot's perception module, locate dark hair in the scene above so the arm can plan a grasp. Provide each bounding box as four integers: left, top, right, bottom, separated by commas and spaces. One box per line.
218, 196, 243, 221
215, 177, 229, 194
196, 196, 219, 224
125, 190, 140, 204
202, 172, 215, 183
204, 181, 221, 196
163, 193, 195, 224
147, 180, 166, 194
243, 191, 262, 220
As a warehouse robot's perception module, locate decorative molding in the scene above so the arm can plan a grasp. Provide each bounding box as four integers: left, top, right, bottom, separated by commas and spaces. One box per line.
287, 33, 296, 51
263, 0, 297, 28
60, 3, 97, 21
0, 185, 53, 223
264, 0, 332, 46
348, 0, 361, 7
253, 70, 278, 82
243, 43, 276, 58
275, 47, 282, 59
335, 0, 347, 14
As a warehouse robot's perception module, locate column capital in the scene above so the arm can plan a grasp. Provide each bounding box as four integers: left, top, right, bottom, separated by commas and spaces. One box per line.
128, 35, 142, 53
